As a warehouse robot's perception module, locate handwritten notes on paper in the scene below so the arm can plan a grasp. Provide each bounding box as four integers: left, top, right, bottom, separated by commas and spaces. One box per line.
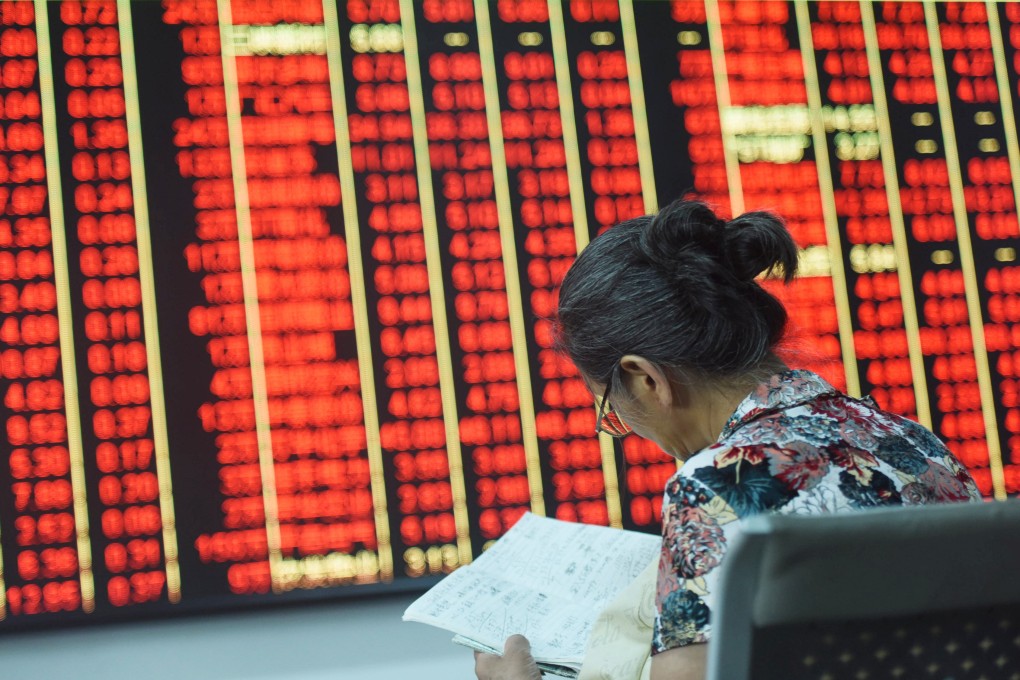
403, 513, 660, 675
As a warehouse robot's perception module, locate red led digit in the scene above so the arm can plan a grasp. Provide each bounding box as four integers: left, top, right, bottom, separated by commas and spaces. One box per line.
497, 0, 548, 23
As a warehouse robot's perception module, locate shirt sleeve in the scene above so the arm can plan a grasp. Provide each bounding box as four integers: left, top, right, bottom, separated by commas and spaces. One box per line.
651, 469, 740, 655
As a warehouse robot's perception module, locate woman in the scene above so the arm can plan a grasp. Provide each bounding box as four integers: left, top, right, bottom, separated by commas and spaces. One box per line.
475, 199, 981, 680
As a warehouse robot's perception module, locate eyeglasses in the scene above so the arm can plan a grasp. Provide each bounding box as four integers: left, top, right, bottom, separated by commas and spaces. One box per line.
595, 382, 632, 437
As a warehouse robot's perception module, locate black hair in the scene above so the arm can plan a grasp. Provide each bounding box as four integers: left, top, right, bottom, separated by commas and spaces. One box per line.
555, 198, 798, 391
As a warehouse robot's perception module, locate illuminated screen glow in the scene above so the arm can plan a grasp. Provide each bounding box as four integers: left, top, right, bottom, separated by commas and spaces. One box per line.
0, 0, 1018, 625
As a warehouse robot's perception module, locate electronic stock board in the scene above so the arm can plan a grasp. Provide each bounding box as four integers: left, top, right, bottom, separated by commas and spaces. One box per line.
0, 0, 1018, 626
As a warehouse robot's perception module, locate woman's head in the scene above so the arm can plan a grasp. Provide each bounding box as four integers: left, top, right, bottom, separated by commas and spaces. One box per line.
555, 199, 798, 451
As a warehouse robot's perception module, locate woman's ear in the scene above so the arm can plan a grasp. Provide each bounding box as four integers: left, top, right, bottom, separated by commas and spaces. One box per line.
618, 355, 676, 409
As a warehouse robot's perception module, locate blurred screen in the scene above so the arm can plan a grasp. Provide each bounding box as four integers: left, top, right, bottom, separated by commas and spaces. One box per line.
0, 0, 1017, 627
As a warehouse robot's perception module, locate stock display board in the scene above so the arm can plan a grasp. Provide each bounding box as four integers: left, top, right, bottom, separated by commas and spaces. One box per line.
0, 0, 1018, 626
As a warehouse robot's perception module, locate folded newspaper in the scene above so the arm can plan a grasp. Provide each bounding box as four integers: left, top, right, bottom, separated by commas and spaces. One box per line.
402, 513, 660, 678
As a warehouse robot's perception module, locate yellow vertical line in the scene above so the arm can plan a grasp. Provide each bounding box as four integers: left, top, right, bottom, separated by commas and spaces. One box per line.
34, 0, 95, 614
322, 0, 392, 578
547, 0, 622, 528
990, 1, 1020, 500
399, 0, 473, 565
924, 2, 1005, 500
216, 0, 284, 587
473, 0, 546, 515
704, 0, 744, 215
988, 3, 1020, 225
794, 0, 861, 398
989, 0, 1020, 479
117, 0, 182, 603
474, 0, 545, 516
618, 0, 658, 213
546, 0, 591, 250
859, 0, 932, 429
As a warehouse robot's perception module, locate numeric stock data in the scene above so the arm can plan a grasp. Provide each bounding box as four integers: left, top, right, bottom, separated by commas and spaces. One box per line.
0, 0, 1018, 626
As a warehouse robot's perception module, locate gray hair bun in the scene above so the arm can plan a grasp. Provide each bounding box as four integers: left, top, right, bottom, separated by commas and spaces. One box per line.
636, 200, 798, 284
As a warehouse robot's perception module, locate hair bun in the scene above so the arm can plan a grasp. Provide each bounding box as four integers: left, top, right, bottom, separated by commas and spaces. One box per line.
636, 200, 725, 274
636, 200, 798, 285
722, 211, 799, 283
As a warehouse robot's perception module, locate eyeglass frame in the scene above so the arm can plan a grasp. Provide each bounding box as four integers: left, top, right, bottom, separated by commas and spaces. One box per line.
595, 373, 632, 438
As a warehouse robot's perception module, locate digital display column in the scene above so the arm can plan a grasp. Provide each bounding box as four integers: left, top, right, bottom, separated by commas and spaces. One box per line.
47, 0, 180, 608
154, 0, 278, 595
0, 0, 91, 619
480, 0, 617, 528
639, 1, 725, 210
809, 0, 925, 420
407, 0, 536, 556
992, 1, 1020, 494
333, 0, 470, 578
560, 0, 645, 235
928, 1, 1010, 497
218, 0, 387, 591
861, 1, 993, 495
633, 0, 743, 529
559, 0, 673, 532
709, 0, 849, 391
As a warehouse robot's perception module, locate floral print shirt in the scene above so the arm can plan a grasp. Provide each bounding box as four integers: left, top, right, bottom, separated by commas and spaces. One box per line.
651, 370, 981, 654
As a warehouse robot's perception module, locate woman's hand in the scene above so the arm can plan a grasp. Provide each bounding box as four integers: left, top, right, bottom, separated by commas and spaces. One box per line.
474, 634, 542, 680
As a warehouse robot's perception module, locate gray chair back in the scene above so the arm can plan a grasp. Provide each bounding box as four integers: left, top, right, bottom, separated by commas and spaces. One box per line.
707, 501, 1020, 679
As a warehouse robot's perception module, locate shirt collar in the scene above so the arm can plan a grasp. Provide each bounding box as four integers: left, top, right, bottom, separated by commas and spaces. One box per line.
719, 369, 839, 440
